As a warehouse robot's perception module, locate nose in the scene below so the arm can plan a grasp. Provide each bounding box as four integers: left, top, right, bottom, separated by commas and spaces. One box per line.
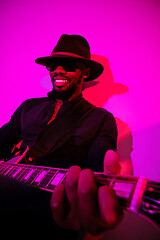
54, 66, 66, 74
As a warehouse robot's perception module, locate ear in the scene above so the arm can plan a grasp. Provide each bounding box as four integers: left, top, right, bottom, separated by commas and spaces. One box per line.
83, 68, 91, 80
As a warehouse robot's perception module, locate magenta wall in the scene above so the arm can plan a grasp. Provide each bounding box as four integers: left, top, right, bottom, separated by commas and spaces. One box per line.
1, 0, 160, 181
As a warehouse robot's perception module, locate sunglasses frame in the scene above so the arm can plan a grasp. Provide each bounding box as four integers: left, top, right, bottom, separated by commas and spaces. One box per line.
46, 59, 84, 72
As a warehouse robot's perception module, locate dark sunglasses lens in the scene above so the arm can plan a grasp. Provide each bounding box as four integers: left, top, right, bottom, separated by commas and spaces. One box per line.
46, 60, 77, 72
46, 63, 57, 71
64, 62, 77, 72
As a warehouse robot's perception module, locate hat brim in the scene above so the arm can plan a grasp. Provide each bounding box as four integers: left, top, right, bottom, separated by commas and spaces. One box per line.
35, 55, 104, 81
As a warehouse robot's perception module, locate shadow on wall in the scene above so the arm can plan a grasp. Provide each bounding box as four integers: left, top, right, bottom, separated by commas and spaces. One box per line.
83, 54, 133, 175
115, 117, 133, 175
83, 54, 129, 106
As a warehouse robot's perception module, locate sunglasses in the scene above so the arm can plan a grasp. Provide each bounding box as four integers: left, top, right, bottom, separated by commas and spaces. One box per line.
46, 59, 80, 72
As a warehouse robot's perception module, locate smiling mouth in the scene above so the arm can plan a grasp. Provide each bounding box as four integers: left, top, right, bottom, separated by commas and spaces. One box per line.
53, 79, 70, 87
54, 79, 68, 83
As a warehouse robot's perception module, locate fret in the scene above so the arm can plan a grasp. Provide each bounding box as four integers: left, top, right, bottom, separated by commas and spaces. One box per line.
30, 169, 50, 187
34, 170, 47, 183
37, 169, 58, 189
50, 172, 66, 185
94, 172, 114, 186
0, 166, 10, 174
113, 181, 134, 199
95, 173, 137, 197
0, 166, 6, 173
24, 169, 35, 181
0, 163, 24, 181
45, 170, 67, 191
113, 177, 137, 200
25, 168, 42, 185
3, 166, 13, 176
0, 166, 4, 172
94, 172, 139, 209
17, 167, 33, 182
109, 178, 115, 188
13, 167, 28, 180
6, 166, 20, 177
12, 167, 23, 178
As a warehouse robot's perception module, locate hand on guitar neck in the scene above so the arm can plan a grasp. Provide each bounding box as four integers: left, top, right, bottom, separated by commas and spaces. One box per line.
1, 148, 159, 237
50, 150, 123, 236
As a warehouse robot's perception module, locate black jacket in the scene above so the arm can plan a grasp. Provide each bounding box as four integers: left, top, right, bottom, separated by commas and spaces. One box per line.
0, 94, 117, 172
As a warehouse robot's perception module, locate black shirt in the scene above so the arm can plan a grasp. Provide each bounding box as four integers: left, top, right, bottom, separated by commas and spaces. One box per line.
0, 94, 117, 172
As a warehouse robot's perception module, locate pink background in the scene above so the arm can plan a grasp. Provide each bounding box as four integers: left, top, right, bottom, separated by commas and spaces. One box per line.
1, 0, 160, 181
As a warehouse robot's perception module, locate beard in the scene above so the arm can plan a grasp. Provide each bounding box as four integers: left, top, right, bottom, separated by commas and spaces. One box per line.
52, 85, 77, 101
52, 74, 83, 101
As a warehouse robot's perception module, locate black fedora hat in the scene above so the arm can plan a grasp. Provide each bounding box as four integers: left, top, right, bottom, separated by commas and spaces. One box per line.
35, 34, 104, 81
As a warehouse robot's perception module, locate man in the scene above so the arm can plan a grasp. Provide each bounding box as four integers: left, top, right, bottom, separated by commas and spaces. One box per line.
0, 34, 122, 237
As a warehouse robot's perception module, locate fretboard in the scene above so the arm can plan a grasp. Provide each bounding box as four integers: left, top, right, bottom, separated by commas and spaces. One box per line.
0, 161, 159, 227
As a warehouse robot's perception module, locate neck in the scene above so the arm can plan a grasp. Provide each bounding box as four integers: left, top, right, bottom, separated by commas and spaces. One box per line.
67, 89, 82, 102
55, 92, 82, 103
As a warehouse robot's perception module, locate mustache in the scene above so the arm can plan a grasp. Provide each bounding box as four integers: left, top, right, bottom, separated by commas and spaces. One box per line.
51, 72, 70, 81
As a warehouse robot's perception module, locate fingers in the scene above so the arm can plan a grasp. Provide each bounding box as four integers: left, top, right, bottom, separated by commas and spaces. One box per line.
50, 183, 69, 227
77, 169, 105, 235
98, 185, 123, 228
64, 165, 81, 207
64, 165, 81, 230
50, 166, 123, 235
78, 169, 123, 235
50, 165, 81, 231
78, 169, 99, 229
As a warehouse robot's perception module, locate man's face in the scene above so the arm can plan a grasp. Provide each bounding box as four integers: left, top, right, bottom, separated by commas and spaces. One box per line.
48, 59, 90, 100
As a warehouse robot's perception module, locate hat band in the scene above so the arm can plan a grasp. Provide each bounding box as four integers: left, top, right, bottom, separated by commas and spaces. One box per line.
51, 52, 88, 59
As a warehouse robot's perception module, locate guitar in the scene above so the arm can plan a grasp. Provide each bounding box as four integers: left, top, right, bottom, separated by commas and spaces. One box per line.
0, 156, 159, 234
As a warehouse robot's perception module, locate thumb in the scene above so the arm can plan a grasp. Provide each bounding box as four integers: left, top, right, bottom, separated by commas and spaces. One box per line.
103, 150, 121, 174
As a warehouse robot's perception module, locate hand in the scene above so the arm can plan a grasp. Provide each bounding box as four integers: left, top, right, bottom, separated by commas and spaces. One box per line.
50, 165, 123, 235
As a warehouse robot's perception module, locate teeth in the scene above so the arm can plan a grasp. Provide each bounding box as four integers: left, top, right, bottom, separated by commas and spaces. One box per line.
55, 79, 68, 83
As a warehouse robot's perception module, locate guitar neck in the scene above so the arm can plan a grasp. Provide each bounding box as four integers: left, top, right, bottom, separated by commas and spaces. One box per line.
0, 161, 159, 228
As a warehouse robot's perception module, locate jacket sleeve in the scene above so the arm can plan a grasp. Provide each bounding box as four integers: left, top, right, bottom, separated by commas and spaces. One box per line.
87, 112, 117, 172
0, 102, 25, 160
